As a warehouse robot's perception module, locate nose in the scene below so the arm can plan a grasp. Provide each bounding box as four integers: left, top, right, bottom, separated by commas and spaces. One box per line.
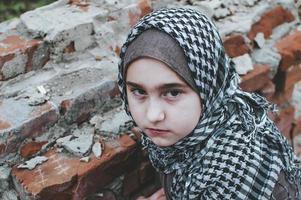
146, 99, 165, 123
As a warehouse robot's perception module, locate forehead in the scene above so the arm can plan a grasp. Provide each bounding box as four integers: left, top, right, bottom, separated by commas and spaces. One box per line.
125, 58, 188, 86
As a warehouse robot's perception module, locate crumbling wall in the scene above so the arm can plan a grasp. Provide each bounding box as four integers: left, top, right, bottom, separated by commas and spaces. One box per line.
0, 0, 301, 199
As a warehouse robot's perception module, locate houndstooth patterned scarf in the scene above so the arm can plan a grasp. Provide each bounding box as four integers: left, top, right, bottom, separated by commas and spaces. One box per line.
118, 8, 301, 199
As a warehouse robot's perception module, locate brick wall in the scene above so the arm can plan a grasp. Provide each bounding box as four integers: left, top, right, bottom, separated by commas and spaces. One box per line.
0, 0, 301, 199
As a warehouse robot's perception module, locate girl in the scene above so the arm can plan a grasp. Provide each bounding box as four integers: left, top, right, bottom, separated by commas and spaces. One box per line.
118, 8, 301, 199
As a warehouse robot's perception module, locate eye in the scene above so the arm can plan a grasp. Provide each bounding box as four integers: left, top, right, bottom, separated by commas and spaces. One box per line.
130, 88, 146, 96
164, 89, 183, 98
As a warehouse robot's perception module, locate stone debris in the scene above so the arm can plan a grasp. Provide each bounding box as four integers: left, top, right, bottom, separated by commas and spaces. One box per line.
28, 92, 47, 106
90, 107, 131, 134
214, 7, 231, 19
56, 127, 94, 156
37, 85, 47, 95
0, 0, 300, 199
19, 86, 49, 106
232, 53, 254, 75
254, 32, 265, 48
17, 156, 48, 170
270, 22, 296, 42
92, 141, 103, 159
251, 47, 281, 77
1, 190, 18, 200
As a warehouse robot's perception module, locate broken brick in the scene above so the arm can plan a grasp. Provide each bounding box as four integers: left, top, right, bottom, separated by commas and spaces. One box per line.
0, 35, 49, 81
271, 106, 295, 140
273, 64, 301, 92
123, 169, 140, 196
20, 141, 48, 158
248, 6, 295, 40
223, 34, 251, 58
139, 161, 155, 185
275, 30, 301, 70
128, 0, 152, 27
271, 86, 295, 105
12, 135, 137, 200
240, 65, 270, 92
0, 100, 58, 157
259, 80, 275, 101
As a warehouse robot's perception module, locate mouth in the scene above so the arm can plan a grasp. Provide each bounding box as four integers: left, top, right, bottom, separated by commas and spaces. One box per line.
146, 128, 170, 137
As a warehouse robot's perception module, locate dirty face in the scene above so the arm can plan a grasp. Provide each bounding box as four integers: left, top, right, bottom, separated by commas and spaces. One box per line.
125, 58, 202, 147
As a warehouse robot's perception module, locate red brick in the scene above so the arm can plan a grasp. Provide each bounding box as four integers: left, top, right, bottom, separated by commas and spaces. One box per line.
128, 0, 152, 27
223, 34, 251, 58
273, 64, 301, 92
130, 178, 161, 200
248, 6, 295, 40
0, 143, 6, 155
0, 119, 11, 130
20, 141, 48, 158
293, 117, 301, 137
60, 99, 72, 115
123, 169, 140, 196
271, 106, 295, 140
270, 86, 294, 105
275, 30, 301, 70
122, 160, 155, 197
259, 80, 275, 101
108, 0, 152, 28
60, 81, 119, 124
240, 65, 270, 92
139, 161, 155, 184
12, 135, 137, 200
0, 100, 58, 157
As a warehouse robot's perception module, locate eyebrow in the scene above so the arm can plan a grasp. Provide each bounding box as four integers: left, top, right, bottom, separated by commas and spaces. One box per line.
126, 81, 188, 90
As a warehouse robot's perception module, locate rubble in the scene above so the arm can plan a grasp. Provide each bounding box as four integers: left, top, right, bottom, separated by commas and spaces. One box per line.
17, 156, 48, 170
0, 0, 300, 199
80, 156, 90, 162
56, 127, 94, 156
0, 165, 11, 193
1, 190, 18, 200
232, 53, 254, 75
92, 141, 103, 158
251, 47, 281, 77
254, 32, 265, 48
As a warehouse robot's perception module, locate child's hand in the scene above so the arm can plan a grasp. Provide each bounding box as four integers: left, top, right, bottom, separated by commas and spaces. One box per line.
136, 188, 166, 200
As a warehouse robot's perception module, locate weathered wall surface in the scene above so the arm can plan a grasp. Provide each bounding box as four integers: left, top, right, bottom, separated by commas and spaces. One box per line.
0, 0, 301, 199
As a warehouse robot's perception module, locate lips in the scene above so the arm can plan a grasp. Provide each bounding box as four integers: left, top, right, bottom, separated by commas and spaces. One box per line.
146, 128, 170, 137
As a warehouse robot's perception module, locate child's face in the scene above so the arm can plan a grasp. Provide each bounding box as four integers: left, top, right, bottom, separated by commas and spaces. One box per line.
125, 58, 202, 147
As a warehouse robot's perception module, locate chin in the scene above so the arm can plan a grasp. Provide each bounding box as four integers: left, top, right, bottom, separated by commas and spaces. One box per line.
151, 138, 175, 147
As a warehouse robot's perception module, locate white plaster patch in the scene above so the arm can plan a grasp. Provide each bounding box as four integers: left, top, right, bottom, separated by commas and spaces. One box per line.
56, 127, 94, 156
254, 32, 265, 48
17, 156, 48, 170
92, 142, 102, 158
232, 53, 253, 75
90, 108, 131, 133
251, 47, 281, 77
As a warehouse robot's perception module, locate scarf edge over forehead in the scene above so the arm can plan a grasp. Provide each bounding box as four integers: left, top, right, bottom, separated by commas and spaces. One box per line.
117, 8, 301, 200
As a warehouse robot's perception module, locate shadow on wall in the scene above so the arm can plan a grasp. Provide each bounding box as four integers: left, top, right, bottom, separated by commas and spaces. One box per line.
0, 0, 56, 22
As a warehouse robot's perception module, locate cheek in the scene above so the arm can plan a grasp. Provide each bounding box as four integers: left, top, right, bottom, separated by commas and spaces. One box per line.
127, 95, 144, 125
171, 96, 202, 131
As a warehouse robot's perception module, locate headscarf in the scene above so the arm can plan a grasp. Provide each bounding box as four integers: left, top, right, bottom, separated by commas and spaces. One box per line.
118, 8, 301, 199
